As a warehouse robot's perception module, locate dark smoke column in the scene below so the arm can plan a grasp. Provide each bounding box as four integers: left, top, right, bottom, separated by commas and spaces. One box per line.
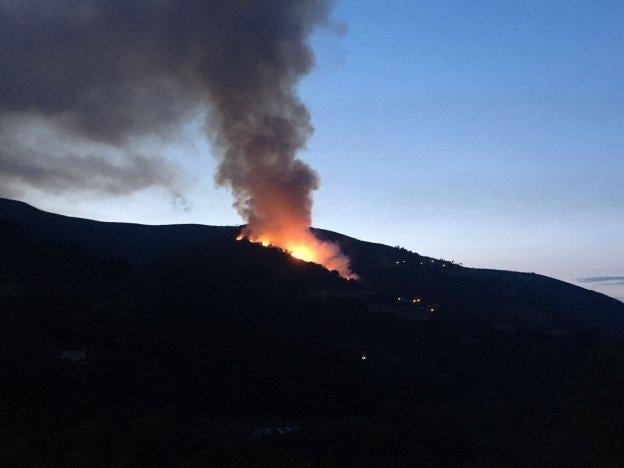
208, 2, 322, 235
203, 1, 355, 277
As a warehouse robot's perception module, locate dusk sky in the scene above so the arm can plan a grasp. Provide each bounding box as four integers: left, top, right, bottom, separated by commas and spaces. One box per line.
14, 0, 624, 300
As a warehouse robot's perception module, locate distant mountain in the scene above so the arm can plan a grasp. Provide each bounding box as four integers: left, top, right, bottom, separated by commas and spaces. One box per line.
1, 196, 622, 332
314, 228, 624, 332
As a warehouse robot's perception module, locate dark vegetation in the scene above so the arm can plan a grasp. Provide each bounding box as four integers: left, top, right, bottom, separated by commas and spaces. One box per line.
2, 198, 624, 466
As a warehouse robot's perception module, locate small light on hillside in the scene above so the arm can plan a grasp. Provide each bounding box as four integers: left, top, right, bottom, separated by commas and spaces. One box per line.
361, 355, 367, 361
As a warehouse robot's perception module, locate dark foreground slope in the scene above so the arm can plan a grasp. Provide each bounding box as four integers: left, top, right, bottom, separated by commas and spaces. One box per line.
2, 197, 624, 466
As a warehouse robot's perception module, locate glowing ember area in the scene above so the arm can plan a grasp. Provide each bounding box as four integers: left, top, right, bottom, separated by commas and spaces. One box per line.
237, 227, 358, 280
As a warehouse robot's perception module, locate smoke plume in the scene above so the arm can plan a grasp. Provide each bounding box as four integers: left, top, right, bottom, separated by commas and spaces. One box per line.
0, 0, 354, 277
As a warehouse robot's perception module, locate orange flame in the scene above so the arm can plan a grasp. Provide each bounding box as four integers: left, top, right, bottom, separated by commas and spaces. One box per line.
237, 227, 358, 280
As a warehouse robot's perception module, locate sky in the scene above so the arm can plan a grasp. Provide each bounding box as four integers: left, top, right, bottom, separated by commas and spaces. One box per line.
15, 0, 624, 301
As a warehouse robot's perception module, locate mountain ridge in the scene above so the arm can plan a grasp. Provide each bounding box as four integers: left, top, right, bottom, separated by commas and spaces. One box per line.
1, 196, 623, 332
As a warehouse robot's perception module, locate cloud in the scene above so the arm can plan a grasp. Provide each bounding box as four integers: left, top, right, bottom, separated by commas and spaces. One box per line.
577, 276, 624, 285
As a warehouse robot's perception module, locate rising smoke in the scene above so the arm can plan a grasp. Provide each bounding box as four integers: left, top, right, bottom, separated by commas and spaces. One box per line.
0, 0, 354, 276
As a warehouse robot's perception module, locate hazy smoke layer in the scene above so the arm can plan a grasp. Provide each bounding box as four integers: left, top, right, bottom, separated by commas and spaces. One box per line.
0, 0, 331, 202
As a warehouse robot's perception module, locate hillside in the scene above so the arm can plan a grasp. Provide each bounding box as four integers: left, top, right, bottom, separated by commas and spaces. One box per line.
2, 197, 622, 332
2, 197, 624, 465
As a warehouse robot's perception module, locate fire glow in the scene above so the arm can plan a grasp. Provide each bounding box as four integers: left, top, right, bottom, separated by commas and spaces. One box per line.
237, 228, 357, 280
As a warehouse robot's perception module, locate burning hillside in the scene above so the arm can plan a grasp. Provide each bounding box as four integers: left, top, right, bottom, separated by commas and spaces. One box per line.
237, 227, 357, 279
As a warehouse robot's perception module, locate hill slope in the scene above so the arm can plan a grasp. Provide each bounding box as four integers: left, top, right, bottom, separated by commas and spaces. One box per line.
3, 197, 624, 465
2, 197, 622, 332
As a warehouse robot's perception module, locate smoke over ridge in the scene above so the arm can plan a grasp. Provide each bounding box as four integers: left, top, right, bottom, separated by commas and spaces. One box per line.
0, 0, 354, 276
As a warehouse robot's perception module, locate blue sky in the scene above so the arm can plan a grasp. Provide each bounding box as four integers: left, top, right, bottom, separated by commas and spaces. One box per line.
23, 0, 624, 300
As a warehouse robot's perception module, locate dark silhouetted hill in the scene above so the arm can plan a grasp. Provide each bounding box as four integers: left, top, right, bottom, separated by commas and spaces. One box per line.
2, 196, 624, 466
2, 197, 621, 332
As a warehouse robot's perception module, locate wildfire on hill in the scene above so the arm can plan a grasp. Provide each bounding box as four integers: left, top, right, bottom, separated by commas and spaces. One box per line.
237, 228, 358, 280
